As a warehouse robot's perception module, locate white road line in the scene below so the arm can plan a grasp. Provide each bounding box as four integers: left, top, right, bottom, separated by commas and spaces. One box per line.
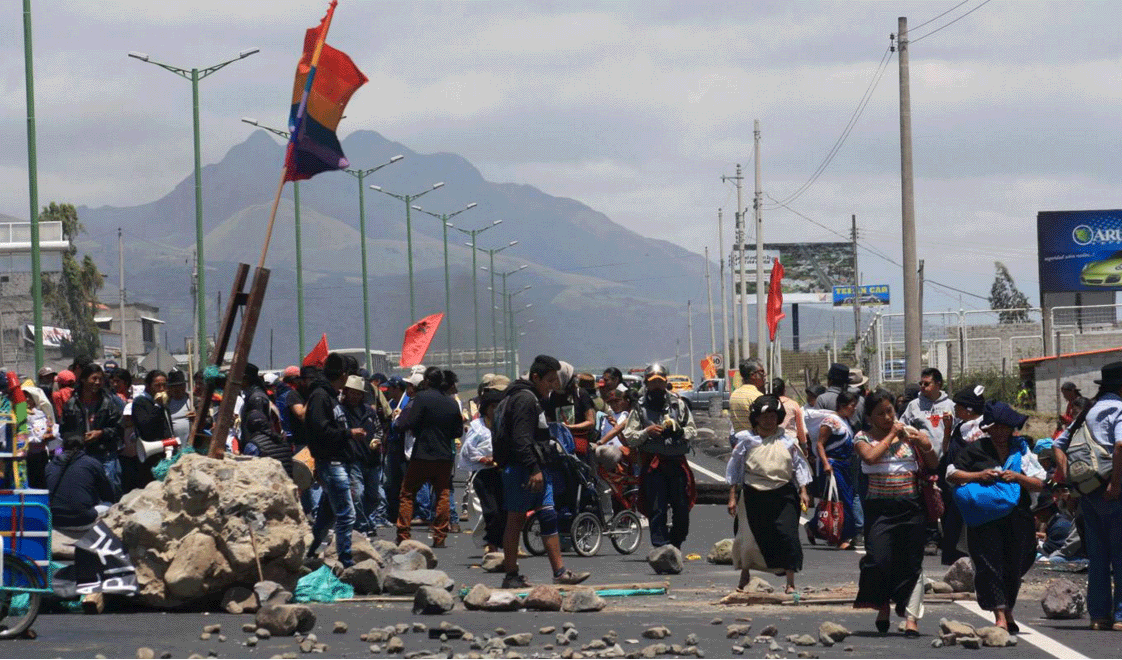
954, 600, 1089, 659
688, 460, 726, 483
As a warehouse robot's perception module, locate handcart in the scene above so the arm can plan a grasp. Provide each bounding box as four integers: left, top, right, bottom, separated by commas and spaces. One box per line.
0, 489, 51, 638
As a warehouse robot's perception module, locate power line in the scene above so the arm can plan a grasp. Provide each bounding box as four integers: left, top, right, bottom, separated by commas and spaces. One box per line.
911, 0, 972, 31
766, 47, 894, 208
911, 0, 994, 43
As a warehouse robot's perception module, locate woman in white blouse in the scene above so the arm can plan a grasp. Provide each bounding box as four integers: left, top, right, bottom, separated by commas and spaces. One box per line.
726, 396, 812, 594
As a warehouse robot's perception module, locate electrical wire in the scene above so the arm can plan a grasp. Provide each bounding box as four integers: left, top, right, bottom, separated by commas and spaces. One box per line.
910, 0, 994, 43
910, 0, 973, 31
766, 47, 894, 208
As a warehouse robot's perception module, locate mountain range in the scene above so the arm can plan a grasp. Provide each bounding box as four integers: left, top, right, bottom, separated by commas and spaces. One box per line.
72, 130, 715, 374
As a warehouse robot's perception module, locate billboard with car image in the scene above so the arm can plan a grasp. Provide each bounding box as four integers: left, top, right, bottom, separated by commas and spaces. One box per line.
1038, 210, 1122, 292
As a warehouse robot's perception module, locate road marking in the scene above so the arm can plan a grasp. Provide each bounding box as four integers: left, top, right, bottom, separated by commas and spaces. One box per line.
688, 460, 726, 483
954, 600, 1089, 659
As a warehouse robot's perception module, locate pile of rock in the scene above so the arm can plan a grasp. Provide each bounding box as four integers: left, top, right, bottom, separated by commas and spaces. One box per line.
102, 453, 307, 609
943, 557, 975, 593
707, 538, 734, 565
933, 619, 1017, 648
1041, 578, 1086, 619
648, 545, 684, 574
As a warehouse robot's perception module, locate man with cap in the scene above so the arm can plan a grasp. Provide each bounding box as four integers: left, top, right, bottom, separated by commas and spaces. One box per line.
341, 374, 383, 537
37, 366, 57, 397
900, 367, 954, 455
382, 375, 409, 526
51, 369, 77, 421
1054, 361, 1122, 630
729, 359, 766, 435
304, 353, 364, 568
622, 362, 697, 549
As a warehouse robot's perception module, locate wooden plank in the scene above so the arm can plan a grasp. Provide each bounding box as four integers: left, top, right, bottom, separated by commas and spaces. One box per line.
188, 263, 249, 452
481, 581, 669, 595
336, 596, 414, 603
209, 266, 270, 458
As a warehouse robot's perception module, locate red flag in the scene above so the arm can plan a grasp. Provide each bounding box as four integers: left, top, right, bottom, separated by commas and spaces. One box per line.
766, 260, 785, 342
303, 333, 329, 368
400, 313, 444, 368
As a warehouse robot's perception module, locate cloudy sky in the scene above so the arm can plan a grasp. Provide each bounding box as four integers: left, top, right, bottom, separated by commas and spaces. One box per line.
2, 0, 1120, 316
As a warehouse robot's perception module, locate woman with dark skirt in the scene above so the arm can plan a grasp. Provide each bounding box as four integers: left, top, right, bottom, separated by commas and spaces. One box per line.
810, 391, 859, 549
853, 389, 939, 636
948, 402, 1044, 633
939, 384, 987, 565
726, 396, 812, 594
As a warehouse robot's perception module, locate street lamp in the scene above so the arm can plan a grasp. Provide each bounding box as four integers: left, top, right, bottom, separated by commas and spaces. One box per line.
412, 202, 477, 369
369, 182, 445, 320
505, 283, 531, 378
470, 241, 518, 372
485, 266, 528, 377
511, 312, 534, 379
452, 220, 502, 384
343, 156, 405, 373
131, 47, 259, 367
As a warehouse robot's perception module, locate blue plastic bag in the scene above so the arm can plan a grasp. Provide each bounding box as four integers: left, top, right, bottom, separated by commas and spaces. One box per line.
954, 443, 1024, 527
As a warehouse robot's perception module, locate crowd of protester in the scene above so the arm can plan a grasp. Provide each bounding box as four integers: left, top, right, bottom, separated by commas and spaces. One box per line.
724, 357, 1115, 636
18, 349, 1122, 634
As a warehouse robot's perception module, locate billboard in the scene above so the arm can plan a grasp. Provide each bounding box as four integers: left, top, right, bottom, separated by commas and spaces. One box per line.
732, 242, 853, 298
832, 284, 890, 306
1038, 210, 1122, 293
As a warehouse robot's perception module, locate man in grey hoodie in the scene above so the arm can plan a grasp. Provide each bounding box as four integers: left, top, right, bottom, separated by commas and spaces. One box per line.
900, 367, 955, 455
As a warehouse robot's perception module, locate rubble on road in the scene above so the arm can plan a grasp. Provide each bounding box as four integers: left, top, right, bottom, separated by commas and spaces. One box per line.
707, 539, 733, 565
1041, 578, 1086, 619
647, 546, 684, 574
943, 557, 975, 593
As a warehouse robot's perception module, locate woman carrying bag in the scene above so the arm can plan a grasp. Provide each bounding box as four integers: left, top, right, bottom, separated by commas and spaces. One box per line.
726, 396, 812, 594
948, 402, 1045, 633
853, 389, 939, 636
810, 391, 859, 549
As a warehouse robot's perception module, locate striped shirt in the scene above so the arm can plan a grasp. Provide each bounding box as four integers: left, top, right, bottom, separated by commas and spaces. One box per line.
855, 430, 919, 499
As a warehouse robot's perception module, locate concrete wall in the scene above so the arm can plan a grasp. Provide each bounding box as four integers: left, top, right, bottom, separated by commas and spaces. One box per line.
1032, 349, 1122, 417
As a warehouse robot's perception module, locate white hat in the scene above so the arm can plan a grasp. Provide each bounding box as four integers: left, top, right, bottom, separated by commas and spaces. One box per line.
344, 375, 366, 392
410, 365, 426, 376
263, 372, 279, 385
405, 373, 424, 387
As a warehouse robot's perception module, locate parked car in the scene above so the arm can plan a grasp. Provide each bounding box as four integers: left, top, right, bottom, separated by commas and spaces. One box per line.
883, 359, 905, 380
667, 374, 694, 392
679, 378, 730, 412
1080, 250, 1122, 286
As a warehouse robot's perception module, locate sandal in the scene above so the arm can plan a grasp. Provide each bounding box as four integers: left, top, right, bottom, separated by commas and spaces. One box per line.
1090, 620, 1113, 631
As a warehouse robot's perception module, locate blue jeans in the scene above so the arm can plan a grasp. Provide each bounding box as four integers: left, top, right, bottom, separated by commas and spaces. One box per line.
309, 461, 355, 567
1080, 492, 1122, 621
348, 461, 385, 533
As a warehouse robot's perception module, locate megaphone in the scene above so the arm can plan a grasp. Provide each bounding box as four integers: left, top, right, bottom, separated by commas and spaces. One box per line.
139, 437, 180, 461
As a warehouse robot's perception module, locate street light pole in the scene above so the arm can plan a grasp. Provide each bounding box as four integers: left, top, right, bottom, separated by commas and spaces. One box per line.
369, 182, 445, 320
23, 0, 43, 370
488, 268, 527, 377
452, 221, 502, 385
343, 157, 405, 373
472, 241, 518, 372
131, 47, 259, 366
413, 203, 478, 370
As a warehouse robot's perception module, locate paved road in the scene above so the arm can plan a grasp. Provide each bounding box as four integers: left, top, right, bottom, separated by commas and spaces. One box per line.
8, 502, 1104, 659
6, 411, 1107, 658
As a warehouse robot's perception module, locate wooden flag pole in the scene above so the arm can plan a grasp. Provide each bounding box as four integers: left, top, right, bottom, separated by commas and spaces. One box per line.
257, 166, 289, 270
259, 0, 339, 270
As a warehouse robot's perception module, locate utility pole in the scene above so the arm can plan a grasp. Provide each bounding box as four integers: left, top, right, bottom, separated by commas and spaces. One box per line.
723, 167, 749, 362
896, 17, 921, 382
852, 214, 861, 366
118, 228, 127, 368
687, 299, 695, 384
725, 209, 740, 381
917, 259, 925, 323
718, 209, 731, 387
754, 121, 766, 366
704, 248, 716, 356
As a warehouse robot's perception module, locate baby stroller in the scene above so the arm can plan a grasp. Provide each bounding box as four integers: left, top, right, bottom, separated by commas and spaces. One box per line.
522, 436, 643, 557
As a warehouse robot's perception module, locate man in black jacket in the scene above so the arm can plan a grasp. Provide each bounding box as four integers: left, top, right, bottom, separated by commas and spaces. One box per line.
495, 354, 590, 588
239, 363, 272, 441
304, 353, 365, 568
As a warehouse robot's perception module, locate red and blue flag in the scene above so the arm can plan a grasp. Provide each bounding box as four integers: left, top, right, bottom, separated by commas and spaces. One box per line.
284, 1, 367, 182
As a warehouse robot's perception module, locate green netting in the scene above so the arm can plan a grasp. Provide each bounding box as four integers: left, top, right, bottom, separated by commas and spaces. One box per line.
294, 565, 354, 603
152, 445, 198, 482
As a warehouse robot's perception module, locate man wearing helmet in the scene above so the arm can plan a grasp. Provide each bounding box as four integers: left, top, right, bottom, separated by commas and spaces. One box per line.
622, 363, 698, 549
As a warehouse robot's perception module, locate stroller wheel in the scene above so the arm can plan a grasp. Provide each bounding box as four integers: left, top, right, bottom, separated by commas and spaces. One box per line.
522, 512, 547, 556
609, 510, 643, 554
571, 512, 603, 557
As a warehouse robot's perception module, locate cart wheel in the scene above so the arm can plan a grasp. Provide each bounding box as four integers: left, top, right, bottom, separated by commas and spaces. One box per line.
570, 512, 603, 557
609, 510, 643, 555
522, 512, 547, 556
0, 553, 43, 639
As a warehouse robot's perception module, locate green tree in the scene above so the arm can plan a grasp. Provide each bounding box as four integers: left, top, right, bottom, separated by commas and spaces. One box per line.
989, 261, 1030, 323
39, 203, 103, 359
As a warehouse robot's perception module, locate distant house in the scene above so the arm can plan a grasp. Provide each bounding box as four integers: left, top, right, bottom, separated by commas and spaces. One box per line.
96, 301, 166, 369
